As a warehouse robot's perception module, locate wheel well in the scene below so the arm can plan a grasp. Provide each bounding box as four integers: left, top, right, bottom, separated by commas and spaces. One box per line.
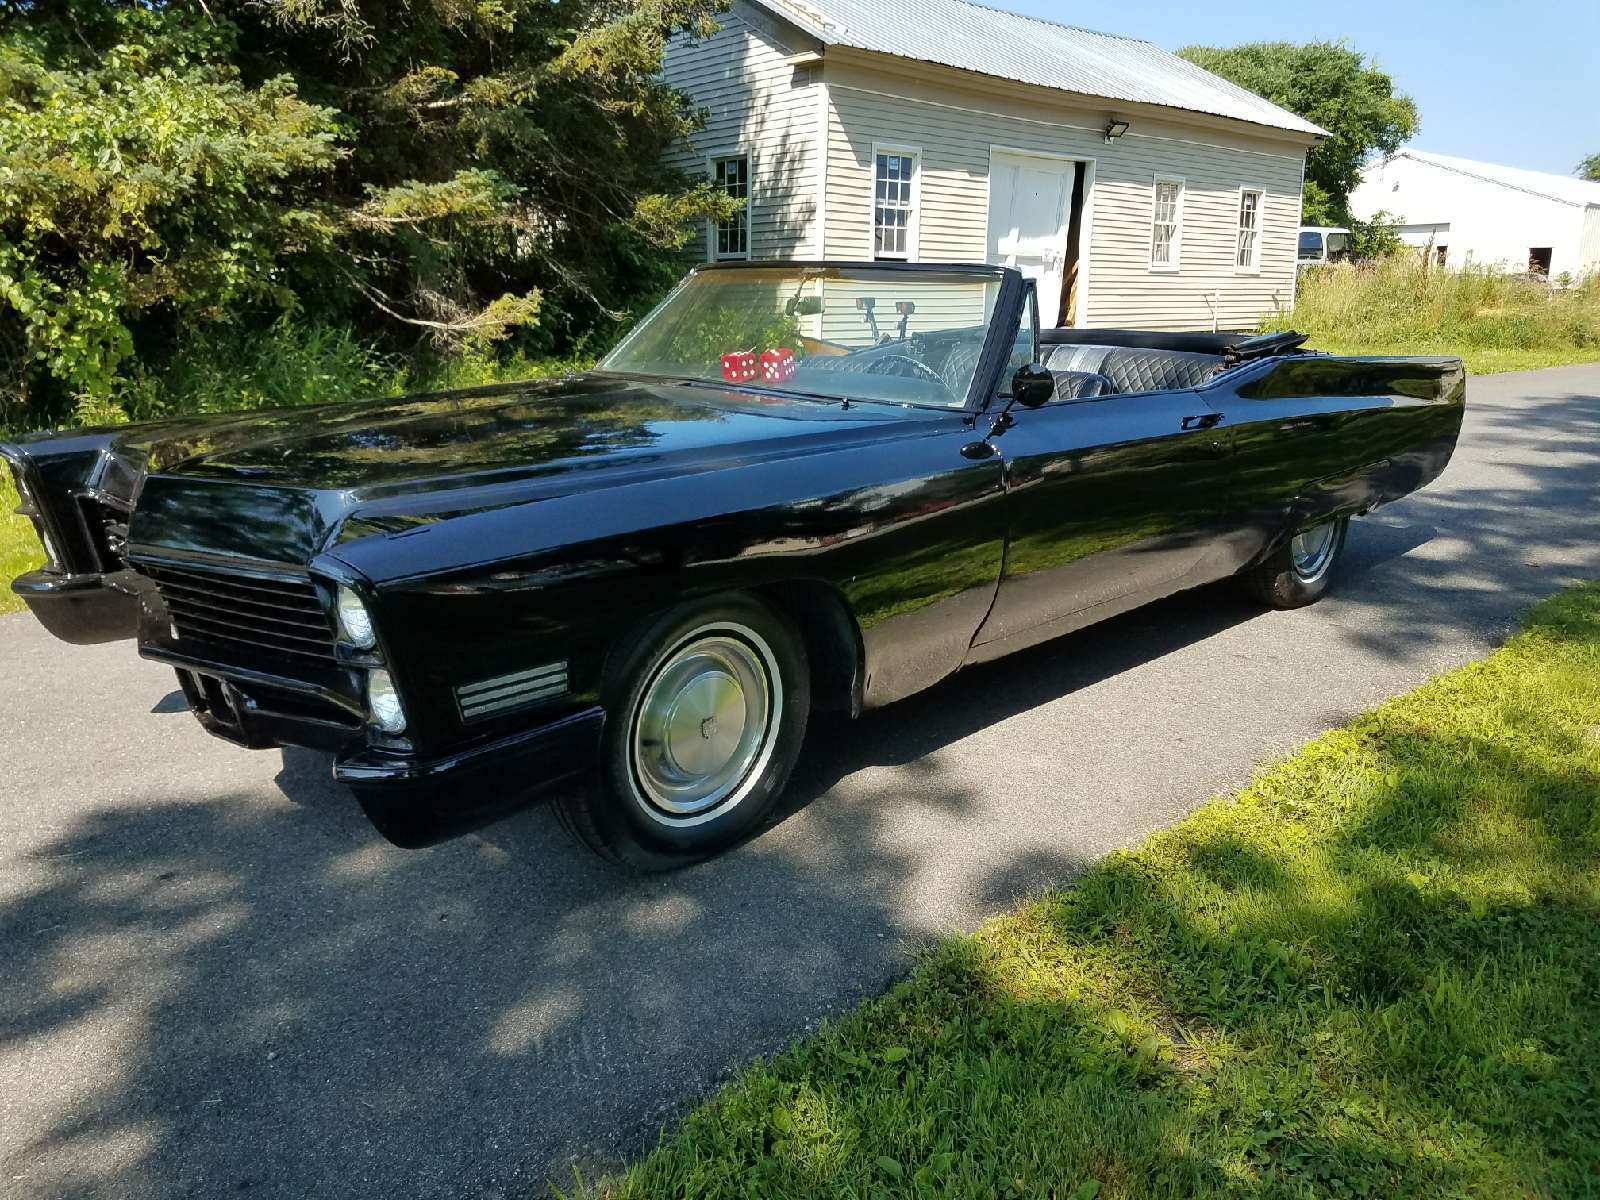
754, 580, 863, 717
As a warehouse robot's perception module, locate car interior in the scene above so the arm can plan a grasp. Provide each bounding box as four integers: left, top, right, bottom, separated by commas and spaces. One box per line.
1036, 328, 1309, 399
785, 321, 1308, 407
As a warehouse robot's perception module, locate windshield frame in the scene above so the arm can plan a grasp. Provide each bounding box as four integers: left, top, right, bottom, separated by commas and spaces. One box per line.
596, 260, 1027, 415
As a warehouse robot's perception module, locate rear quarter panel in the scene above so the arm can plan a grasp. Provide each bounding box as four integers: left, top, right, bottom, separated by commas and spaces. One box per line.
1209, 354, 1465, 568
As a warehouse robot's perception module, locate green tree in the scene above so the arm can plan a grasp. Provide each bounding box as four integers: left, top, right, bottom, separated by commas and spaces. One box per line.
0, 8, 342, 425
235, 0, 730, 347
1578, 153, 1600, 182
1177, 41, 1419, 225
0, 0, 729, 429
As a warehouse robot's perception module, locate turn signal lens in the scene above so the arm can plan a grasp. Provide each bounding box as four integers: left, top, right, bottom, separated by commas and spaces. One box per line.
367, 668, 407, 734
336, 585, 376, 649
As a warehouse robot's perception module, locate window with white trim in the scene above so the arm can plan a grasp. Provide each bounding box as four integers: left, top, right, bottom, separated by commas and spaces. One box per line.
711, 155, 750, 260
1149, 177, 1183, 270
873, 150, 918, 259
1235, 188, 1263, 271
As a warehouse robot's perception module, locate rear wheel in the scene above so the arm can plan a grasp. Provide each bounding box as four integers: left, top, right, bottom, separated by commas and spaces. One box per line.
554, 595, 809, 869
1241, 515, 1349, 609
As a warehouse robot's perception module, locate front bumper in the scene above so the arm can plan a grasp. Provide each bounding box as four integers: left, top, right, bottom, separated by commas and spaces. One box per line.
168, 657, 604, 848
337, 706, 605, 847
12, 568, 143, 644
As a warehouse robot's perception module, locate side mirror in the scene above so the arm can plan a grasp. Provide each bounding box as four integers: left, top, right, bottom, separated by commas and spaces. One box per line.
1011, 364, 1055, 408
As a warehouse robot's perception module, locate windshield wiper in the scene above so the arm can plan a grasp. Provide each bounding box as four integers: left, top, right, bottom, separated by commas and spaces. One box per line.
597, 368, 861, 409
658, 376, 855, 408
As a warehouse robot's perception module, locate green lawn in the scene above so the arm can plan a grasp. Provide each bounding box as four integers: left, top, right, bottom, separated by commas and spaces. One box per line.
1, 472, 43, 616
585, 584, 1600, 1199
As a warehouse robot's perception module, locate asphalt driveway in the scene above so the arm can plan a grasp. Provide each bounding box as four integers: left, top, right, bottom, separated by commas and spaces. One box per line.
3, 364, 1598, 1199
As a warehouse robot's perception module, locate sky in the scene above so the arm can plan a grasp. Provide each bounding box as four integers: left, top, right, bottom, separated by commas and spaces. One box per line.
998, 0, 1599, 177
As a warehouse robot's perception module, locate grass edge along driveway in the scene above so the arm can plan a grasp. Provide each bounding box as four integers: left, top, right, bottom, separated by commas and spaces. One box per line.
582, 583, 1600, 1199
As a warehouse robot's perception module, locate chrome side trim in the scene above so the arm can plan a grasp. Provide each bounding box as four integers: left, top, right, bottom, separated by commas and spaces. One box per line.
455, 661, 568, 722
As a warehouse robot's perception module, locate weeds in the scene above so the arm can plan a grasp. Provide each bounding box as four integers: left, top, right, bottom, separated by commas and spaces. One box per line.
1272, 258, 1600, 372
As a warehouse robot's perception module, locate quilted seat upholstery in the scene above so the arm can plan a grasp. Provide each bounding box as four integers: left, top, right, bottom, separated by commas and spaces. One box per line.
936, 340, 986, 399
1041, 344, 1221, 394
1048, 370, 1113, 400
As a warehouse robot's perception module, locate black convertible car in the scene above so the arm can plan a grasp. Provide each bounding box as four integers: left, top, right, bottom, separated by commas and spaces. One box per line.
3, 262, 1463, 865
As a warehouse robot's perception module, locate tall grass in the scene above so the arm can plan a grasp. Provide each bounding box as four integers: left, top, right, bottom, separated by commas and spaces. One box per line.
1267, 259, 1600, 372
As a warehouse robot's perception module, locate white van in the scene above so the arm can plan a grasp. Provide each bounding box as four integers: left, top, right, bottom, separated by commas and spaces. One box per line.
1298, 226, 1353, 269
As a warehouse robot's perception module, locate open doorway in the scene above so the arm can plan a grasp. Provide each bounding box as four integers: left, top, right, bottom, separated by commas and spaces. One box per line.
1058, 161, 1088, 327
986, 149, 1090, 328
1529, 247, 1553, 277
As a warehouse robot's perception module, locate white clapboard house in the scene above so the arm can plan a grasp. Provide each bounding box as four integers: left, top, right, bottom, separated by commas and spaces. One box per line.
661, 0, 1325, 331
1350, 149, 1600, 281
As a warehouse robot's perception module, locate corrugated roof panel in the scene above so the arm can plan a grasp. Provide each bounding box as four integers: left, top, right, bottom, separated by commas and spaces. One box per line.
751, 0, 1326, 137
1397, 149, 1600, 209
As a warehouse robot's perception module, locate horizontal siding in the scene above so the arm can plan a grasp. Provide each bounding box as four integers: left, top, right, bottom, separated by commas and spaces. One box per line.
662, 9, 819, 260
816, 277, 993, 344
824, 76, 1305, 331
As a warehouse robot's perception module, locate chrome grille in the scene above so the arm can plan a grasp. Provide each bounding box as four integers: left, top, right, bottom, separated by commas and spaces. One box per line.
144, 563, 336, 663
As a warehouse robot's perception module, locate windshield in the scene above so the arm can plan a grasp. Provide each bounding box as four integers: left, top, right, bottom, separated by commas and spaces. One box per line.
600, 265, 1007, 408
1297, 231, 1324, 259
1325, 231, 1352, 259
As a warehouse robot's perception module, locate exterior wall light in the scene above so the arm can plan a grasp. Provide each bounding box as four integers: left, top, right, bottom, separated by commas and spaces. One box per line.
1104, 118, 1130, 144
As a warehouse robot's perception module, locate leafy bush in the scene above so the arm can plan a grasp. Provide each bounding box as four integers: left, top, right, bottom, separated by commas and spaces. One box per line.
0, 9, 340, 428
115, 321, 407, 425
1348, 210, 1404, 260
0, 0, 729, 433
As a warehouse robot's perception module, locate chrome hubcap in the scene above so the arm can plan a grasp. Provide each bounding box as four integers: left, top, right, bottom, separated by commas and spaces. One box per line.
630, 626, 780, 823
1290, 520, 1339, 582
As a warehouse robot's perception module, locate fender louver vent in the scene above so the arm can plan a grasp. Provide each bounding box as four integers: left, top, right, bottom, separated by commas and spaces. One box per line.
455, 662, 568, 722
144, 564, 336, 663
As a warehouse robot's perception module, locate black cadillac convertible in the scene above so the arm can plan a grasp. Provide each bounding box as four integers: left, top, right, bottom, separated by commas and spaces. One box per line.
3, 262, 1464, 866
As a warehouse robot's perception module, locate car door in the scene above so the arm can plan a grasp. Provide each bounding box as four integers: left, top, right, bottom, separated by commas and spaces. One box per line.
968, 380, 1234, 660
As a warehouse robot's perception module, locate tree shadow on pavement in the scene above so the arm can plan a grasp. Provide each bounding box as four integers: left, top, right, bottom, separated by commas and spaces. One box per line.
0, 578, 1264, 1200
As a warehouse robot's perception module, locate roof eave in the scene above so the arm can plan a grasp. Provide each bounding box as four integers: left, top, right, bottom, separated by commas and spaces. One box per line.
825, 43, 1326, 144
742, 0, 1326, 141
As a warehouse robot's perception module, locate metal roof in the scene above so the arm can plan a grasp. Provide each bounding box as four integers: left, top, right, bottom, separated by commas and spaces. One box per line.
749, 0, 1326, 138
1387, 149, 1600, 209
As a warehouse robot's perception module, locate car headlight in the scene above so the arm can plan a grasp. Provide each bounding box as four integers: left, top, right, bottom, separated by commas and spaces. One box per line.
336, 585, 376, 649
366, 668, 407, 734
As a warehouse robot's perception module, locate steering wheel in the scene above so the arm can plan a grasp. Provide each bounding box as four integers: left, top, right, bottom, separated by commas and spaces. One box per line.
863, 354, 949, 392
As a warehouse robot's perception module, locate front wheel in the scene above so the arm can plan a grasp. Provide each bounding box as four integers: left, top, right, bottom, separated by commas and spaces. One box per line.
554, 595, 810, 870
1240, 515, 1349, 609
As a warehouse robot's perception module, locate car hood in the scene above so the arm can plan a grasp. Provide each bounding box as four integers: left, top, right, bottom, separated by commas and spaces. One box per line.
117, 373, 948, 564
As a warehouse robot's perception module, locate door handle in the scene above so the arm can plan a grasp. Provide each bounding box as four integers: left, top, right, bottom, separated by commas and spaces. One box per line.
1181, 412, 1223, 431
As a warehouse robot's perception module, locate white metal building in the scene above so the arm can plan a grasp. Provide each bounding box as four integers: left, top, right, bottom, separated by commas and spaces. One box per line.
661, 0, 1325, 331
1350, 149, 1600, 280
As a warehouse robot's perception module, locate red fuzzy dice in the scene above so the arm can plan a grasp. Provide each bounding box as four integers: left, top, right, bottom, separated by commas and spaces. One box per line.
759, 348, 796, 382
720, 350, 758, 383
